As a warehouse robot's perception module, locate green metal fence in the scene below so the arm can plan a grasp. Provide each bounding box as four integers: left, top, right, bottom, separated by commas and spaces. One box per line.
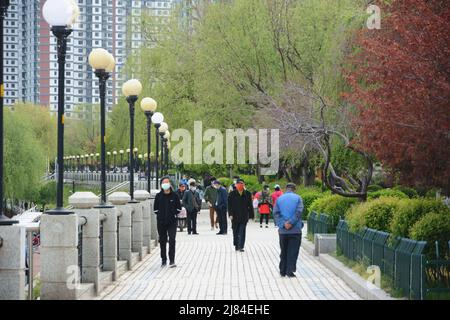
336, 220, 450, 300
307, 211, 331, 236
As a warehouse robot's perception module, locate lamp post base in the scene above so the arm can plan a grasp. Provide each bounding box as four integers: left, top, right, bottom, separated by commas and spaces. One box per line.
45, 207, 74, 215
0, 215, 19, 226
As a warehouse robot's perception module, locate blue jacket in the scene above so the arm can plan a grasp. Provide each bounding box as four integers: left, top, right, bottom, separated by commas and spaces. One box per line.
214, 186, 228, 212
273, 191, 304, 234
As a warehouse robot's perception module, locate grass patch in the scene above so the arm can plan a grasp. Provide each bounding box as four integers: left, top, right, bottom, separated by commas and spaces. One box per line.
32, 277, 41, 300
331, 252, 404, 298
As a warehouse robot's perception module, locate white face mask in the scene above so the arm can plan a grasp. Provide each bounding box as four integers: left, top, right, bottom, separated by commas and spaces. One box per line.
161, 183, 171, 191
190, 186, 196, 192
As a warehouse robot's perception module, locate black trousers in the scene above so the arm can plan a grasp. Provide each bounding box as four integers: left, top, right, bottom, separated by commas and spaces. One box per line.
157, 222, 177, 263
279, 233, 302, 275
187, 211, 198, 234
260, 214, 269, 225
217, 208, 228, 234
232, 222, 247, 249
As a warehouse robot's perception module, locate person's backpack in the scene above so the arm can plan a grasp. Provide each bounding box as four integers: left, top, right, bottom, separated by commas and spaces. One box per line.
191, 191, 201, 212
259, 191, 271, 205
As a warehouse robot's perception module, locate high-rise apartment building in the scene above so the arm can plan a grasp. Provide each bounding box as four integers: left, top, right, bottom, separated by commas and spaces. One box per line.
4, 0, 178, 118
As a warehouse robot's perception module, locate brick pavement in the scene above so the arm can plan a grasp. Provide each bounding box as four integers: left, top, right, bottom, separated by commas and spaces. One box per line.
97, 210, 361, 300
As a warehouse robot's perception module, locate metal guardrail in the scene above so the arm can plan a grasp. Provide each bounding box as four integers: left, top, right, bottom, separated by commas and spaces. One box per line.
77, 216, 87, 283
336, 220, 450, 300
307, 212, 332, 236
24, 224, 40, 300
99, 213, 107, 271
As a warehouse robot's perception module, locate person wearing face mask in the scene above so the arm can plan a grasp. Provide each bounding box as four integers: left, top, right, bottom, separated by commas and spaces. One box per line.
213, 180, 229, 235
153, 177, 182, 268
227, 179, 254, 252
182, 180, 202, 235
204, 176, 218, 231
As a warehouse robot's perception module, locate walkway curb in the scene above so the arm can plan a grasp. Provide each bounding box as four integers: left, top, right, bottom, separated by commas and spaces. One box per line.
301, 237, 395, 300
318, 254, 395, 300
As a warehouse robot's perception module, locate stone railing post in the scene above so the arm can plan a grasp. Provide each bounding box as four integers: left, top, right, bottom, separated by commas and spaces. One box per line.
108, 192, 133, 267
98, 206, 117, 274
129, 199, 143, 259
150, 195, 158, 243
69, 192, 100, 290
0, 225, 26, 300
40, 213, 79, 300
134, 190, 151, 254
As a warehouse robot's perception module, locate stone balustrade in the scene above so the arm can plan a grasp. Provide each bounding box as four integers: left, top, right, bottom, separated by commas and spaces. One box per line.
0, 188, 156, 300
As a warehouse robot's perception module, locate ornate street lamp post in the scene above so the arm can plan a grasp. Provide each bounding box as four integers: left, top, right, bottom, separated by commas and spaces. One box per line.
107, 152, 111, 172
113, 151, 117, 172
122, 79, 142, 202
0, 0, 17, 224
126, 149, 131, 172
43, 0, 79, 215
140, 97, 157, 192
151, 112, 164, 186
163, 131, 171, 175
158, 122, 168, 178
89, 48, 115, 207
119, 149, 124, 173
84, 154, 89, 172
90, 153, 94, 172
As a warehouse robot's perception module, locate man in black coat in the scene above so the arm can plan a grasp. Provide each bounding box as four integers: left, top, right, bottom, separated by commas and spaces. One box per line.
227, 179, 254, 252
153, 177, 182, 267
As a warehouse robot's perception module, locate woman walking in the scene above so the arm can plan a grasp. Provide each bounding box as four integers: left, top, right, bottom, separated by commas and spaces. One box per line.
258, 185, 272, 228
153, 177, 182, 268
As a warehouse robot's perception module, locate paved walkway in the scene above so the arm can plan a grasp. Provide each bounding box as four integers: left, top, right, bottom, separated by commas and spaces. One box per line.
97, 210, 361, 300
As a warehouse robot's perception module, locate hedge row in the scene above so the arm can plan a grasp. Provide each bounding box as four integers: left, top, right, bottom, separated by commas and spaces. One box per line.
346, 197, 450, 258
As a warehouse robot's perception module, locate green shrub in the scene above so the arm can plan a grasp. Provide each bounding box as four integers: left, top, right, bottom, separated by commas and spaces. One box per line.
310, 195, 358, 229
239, 175, 263, 192
296, 187, 329, 220
368, 188, 409, 200
425, 189, 439, 199
218, 177, 232, 189
390, 199, 450, 238
367, 184, 383, 192
314, 179, 324, 189
347, 197, 400, 232
410, 212, 450, 259
392, 185, 419, 198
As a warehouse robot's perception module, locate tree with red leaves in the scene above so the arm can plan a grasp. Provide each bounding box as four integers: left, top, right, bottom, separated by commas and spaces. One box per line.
344, 0, 450, 194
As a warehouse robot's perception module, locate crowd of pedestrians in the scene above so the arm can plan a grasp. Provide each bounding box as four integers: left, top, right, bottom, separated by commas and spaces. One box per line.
153, 174, 304, 278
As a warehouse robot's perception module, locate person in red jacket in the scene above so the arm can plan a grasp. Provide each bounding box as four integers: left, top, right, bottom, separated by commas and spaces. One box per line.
271, 184, 284, 207
258, 185, 272, 228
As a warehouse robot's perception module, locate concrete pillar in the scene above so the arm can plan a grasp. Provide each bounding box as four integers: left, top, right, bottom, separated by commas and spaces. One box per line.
98, 207, 117, 274
0, 225, 26, 300
129, 201, 143, 259
108, 192, 132, 267
134, 190, 151, 254
69, 192, 100, 290
150, 197, 158, 242
40, 213, 79, 300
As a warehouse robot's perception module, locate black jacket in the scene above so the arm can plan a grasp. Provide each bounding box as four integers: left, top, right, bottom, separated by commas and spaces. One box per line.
182, 190, 202, 213
215, 186, 228, 212
228, 189, 254, 224
154, 190, 182, 225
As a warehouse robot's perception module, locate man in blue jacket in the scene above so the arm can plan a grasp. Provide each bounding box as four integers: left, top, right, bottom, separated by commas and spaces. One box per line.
273, 183, 304, 277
